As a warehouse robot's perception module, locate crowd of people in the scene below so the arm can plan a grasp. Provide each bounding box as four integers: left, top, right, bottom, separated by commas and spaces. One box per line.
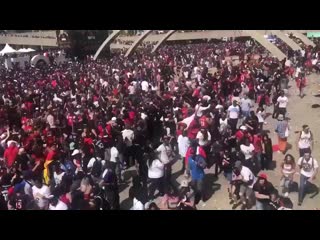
0, 36, 319, 210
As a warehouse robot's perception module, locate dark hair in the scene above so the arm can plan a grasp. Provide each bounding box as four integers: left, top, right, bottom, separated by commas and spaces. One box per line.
148, 202, 159, 210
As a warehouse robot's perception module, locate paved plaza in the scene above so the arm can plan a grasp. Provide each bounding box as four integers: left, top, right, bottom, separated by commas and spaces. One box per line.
119, 73, 320, 210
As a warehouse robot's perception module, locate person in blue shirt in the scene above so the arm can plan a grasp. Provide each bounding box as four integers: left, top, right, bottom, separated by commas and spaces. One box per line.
188, 149, 205, 204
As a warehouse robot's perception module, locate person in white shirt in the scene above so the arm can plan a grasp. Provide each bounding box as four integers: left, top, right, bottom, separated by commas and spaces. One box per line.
227, 100, 240, 133
195, 100, 211, 118
297, 125, 313, 157
49, 198, 68, 210
46, 112, 56, 129
156, 136, 176, 193
109, 145, 122, 182
240, 94, 253, 119
141, 80, 149, 92
122, 126, 135, 167
219, 113, 228, 134
156, 136, 174, 165
240, 139, 255, 161
128, 83, 136, 95
276, 91, 288, 117
256, 107, 266, 130
196, 128, 211, 147
297, 152, 319, 205
53, 165, 65, 186
177, 130, 190, 172
130, 198, 144, 210
32, 178, 51, 210
231, 161, 257, 210
148, 154, 165, 200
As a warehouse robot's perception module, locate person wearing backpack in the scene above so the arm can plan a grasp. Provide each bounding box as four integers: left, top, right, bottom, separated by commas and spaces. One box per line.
297, 152, 319, 206
188, 148, 206, 204
88, 157, 103, 181
296, 125, 313, 158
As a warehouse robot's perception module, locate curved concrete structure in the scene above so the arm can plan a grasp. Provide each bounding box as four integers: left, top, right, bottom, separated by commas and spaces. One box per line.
289, 30, 316, 47
244, 30, 286, 60
125, 30, 152, 57
271, 30, 301, 51
93, 30, 122, 60
152, 30, 176, 53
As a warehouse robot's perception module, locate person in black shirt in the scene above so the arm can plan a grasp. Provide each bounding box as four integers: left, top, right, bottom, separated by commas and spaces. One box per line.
267, 189, 293, 210
253, 172, 275, 210
261, 134, 273, 170
15, 148, 30, 171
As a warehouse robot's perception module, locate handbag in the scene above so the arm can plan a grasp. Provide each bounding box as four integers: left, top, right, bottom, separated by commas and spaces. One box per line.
285, 128, 289, 138
284, 123, 290, 138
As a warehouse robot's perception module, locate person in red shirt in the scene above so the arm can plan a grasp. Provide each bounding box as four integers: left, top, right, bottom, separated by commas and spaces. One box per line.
187, 119, 201, 140
4, 141, 19, 168
296, 73, 307, 98
253, 133, 263, 171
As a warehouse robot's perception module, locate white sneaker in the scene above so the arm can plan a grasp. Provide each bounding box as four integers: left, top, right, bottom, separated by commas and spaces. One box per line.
284, 192, 289, 197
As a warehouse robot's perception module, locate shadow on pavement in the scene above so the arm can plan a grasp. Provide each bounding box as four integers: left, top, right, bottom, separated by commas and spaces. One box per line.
203, 173, 221, 202
311, 104, 320, 108
269, 160, 277, 170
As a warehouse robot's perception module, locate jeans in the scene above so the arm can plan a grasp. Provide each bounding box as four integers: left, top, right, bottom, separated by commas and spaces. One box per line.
280, 176, 292, 193
255, 200, 265, 210
261, 153, 272, 170
242, 111, 250, 119
255, 153, 262, 172
298, 174, 309, 203
228, 118, 238, 134
148, 177, 164, 199
191, 178, 204, 202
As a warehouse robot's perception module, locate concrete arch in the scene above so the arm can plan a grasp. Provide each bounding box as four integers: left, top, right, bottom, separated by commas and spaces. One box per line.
93, 30, 122, 60
243, 30, 286, 60
152, 30, 176, 53
288, 30, 316, 47
271, 30, 301, 51
125, 30, 152, 57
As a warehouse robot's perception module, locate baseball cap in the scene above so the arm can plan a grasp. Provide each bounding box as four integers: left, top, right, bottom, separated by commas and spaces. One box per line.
258, 172, 268, 180
71, 149, 80, 156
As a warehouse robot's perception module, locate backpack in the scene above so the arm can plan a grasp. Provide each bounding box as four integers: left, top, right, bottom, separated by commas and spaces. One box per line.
94, 194, 111, 210
64, 160, 76, 176
195, 155, 207, 169
91, 159, 102, 178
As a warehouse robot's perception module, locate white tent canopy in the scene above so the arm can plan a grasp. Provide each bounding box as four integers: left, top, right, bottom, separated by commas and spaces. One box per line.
17, 48, 29, 53
0, 44, 17, 55
26, 48, 36, 52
